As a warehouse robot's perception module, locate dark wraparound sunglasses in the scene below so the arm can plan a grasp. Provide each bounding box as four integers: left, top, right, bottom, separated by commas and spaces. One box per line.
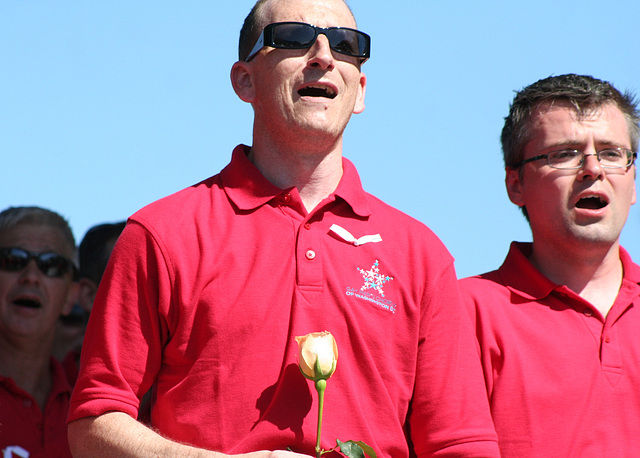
0, 247, 78, 279
246, 21, 370, 63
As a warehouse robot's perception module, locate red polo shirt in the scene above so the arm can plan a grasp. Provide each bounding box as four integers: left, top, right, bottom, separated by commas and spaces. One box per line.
1, 358, 72, 457
70, 145, 498, 456
460, 242, 640, 457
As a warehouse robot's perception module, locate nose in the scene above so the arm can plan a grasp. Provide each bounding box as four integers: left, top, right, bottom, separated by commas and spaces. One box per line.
306, 34, 335, 69
578, 152, 604, 180
18, 259, 42, 283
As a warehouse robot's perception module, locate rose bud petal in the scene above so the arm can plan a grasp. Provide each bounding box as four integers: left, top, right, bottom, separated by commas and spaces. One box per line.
295, 331, 338, 381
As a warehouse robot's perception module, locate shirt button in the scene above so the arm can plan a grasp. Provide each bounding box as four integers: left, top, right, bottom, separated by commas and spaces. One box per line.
281, 193, 292, 203
583, 308, 593, 317
305, 250, 316, 260
304, 223, 311, 230
604, 336, 611, 343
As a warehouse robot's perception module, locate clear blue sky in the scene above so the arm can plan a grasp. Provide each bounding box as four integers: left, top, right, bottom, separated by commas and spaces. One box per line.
2, 0, 639, 278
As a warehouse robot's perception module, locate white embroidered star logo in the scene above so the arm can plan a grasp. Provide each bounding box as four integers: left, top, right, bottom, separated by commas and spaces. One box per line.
357, 260, 393, 297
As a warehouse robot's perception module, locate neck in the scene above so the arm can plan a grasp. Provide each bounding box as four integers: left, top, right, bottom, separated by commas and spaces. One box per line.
529, 240, 623, 317
0, 336, 53, 411
249, 133, 344, 212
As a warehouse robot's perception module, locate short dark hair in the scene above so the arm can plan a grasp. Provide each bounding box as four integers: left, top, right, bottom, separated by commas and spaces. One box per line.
238, 0, 271, 62
501, 74, 640, 169
78, 221, 126, 284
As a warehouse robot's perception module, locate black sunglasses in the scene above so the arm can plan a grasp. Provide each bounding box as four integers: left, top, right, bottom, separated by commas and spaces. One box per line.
246, 21, 370, 63
0, 247, 78, 279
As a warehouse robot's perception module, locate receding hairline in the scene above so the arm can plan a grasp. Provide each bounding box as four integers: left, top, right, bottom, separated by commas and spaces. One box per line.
0, 206, 77, 261
239, 0, 358, 62
0, 223, 77, 261
255, 0, 357, 30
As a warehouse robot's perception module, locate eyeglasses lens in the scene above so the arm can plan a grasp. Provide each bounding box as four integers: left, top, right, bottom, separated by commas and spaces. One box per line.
599, 150, 627, 167
38, 253, 72, 277
548, 149, 632, 169
273, 23, 317, 48
0, 248, 73, 278
271, 23, 368, 58
327, 29, 363, 56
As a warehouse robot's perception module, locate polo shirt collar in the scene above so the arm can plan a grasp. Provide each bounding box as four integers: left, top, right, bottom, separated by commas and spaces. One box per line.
333, 155, 371, 218
620, 246, 640, 285
0, 357, 72, 399
50, 356, 74, 395
220, 144, 372, 217
220, 145, 283, 211
499, 241, 640, 301
618, 247, 640, 309
498, 242, 556, 300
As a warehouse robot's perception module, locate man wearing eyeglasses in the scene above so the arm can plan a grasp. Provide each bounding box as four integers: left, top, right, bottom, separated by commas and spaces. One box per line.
67, 0, 499, 456
459, 74, 640, 457
0, 206, 78, 457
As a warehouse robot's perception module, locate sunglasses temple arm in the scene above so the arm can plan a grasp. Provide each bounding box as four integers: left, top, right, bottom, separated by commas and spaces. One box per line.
246, 33, 265, 62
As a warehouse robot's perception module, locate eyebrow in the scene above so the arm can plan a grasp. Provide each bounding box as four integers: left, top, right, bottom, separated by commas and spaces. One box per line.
543, 140, 630, 151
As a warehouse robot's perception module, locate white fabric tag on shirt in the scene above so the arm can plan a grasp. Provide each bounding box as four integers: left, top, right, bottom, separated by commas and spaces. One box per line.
329, 224, 382, 246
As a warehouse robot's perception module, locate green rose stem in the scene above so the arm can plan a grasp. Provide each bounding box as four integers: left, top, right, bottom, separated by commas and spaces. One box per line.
315, 378, 326, 458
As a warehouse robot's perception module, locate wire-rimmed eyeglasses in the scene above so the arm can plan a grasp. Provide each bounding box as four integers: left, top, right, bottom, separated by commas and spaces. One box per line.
514, 148, 637, 170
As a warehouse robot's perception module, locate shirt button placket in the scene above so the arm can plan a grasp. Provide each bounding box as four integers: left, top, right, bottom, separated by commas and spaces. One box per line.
296, 219, 323, 290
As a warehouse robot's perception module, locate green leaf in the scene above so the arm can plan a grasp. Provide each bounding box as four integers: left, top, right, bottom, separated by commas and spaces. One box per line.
336, 439, 377, 458
336, 440, 364, 458
354, 442, 377, 458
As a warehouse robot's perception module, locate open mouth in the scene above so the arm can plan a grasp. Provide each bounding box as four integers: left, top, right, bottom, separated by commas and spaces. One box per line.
298, 85, 337, 99
13, 298, 42, 309
576, 196, 608, 210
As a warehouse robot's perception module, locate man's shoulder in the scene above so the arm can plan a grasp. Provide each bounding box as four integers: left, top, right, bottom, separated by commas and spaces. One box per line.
362, 191, 443, 239
459, 269, 506, 295
132, 174, 223, 225
458, 245, 516, 302
459, 241, 533, 291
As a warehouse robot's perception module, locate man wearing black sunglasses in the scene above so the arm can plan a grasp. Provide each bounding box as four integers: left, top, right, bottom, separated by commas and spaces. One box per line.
0, 206, 78, 457
68, 0, 498, 456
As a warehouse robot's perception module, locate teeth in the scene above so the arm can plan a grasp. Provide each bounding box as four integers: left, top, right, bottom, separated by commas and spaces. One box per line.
310, 85, 335, 94
322, 86, 336, 96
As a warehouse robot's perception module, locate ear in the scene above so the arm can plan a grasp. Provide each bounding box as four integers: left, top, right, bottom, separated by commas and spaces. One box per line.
76, 278, 99, 313
352, 72, 367, 114
61, 281, 81, 316
505, 167, 526, 207
230, 61, 256, 103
